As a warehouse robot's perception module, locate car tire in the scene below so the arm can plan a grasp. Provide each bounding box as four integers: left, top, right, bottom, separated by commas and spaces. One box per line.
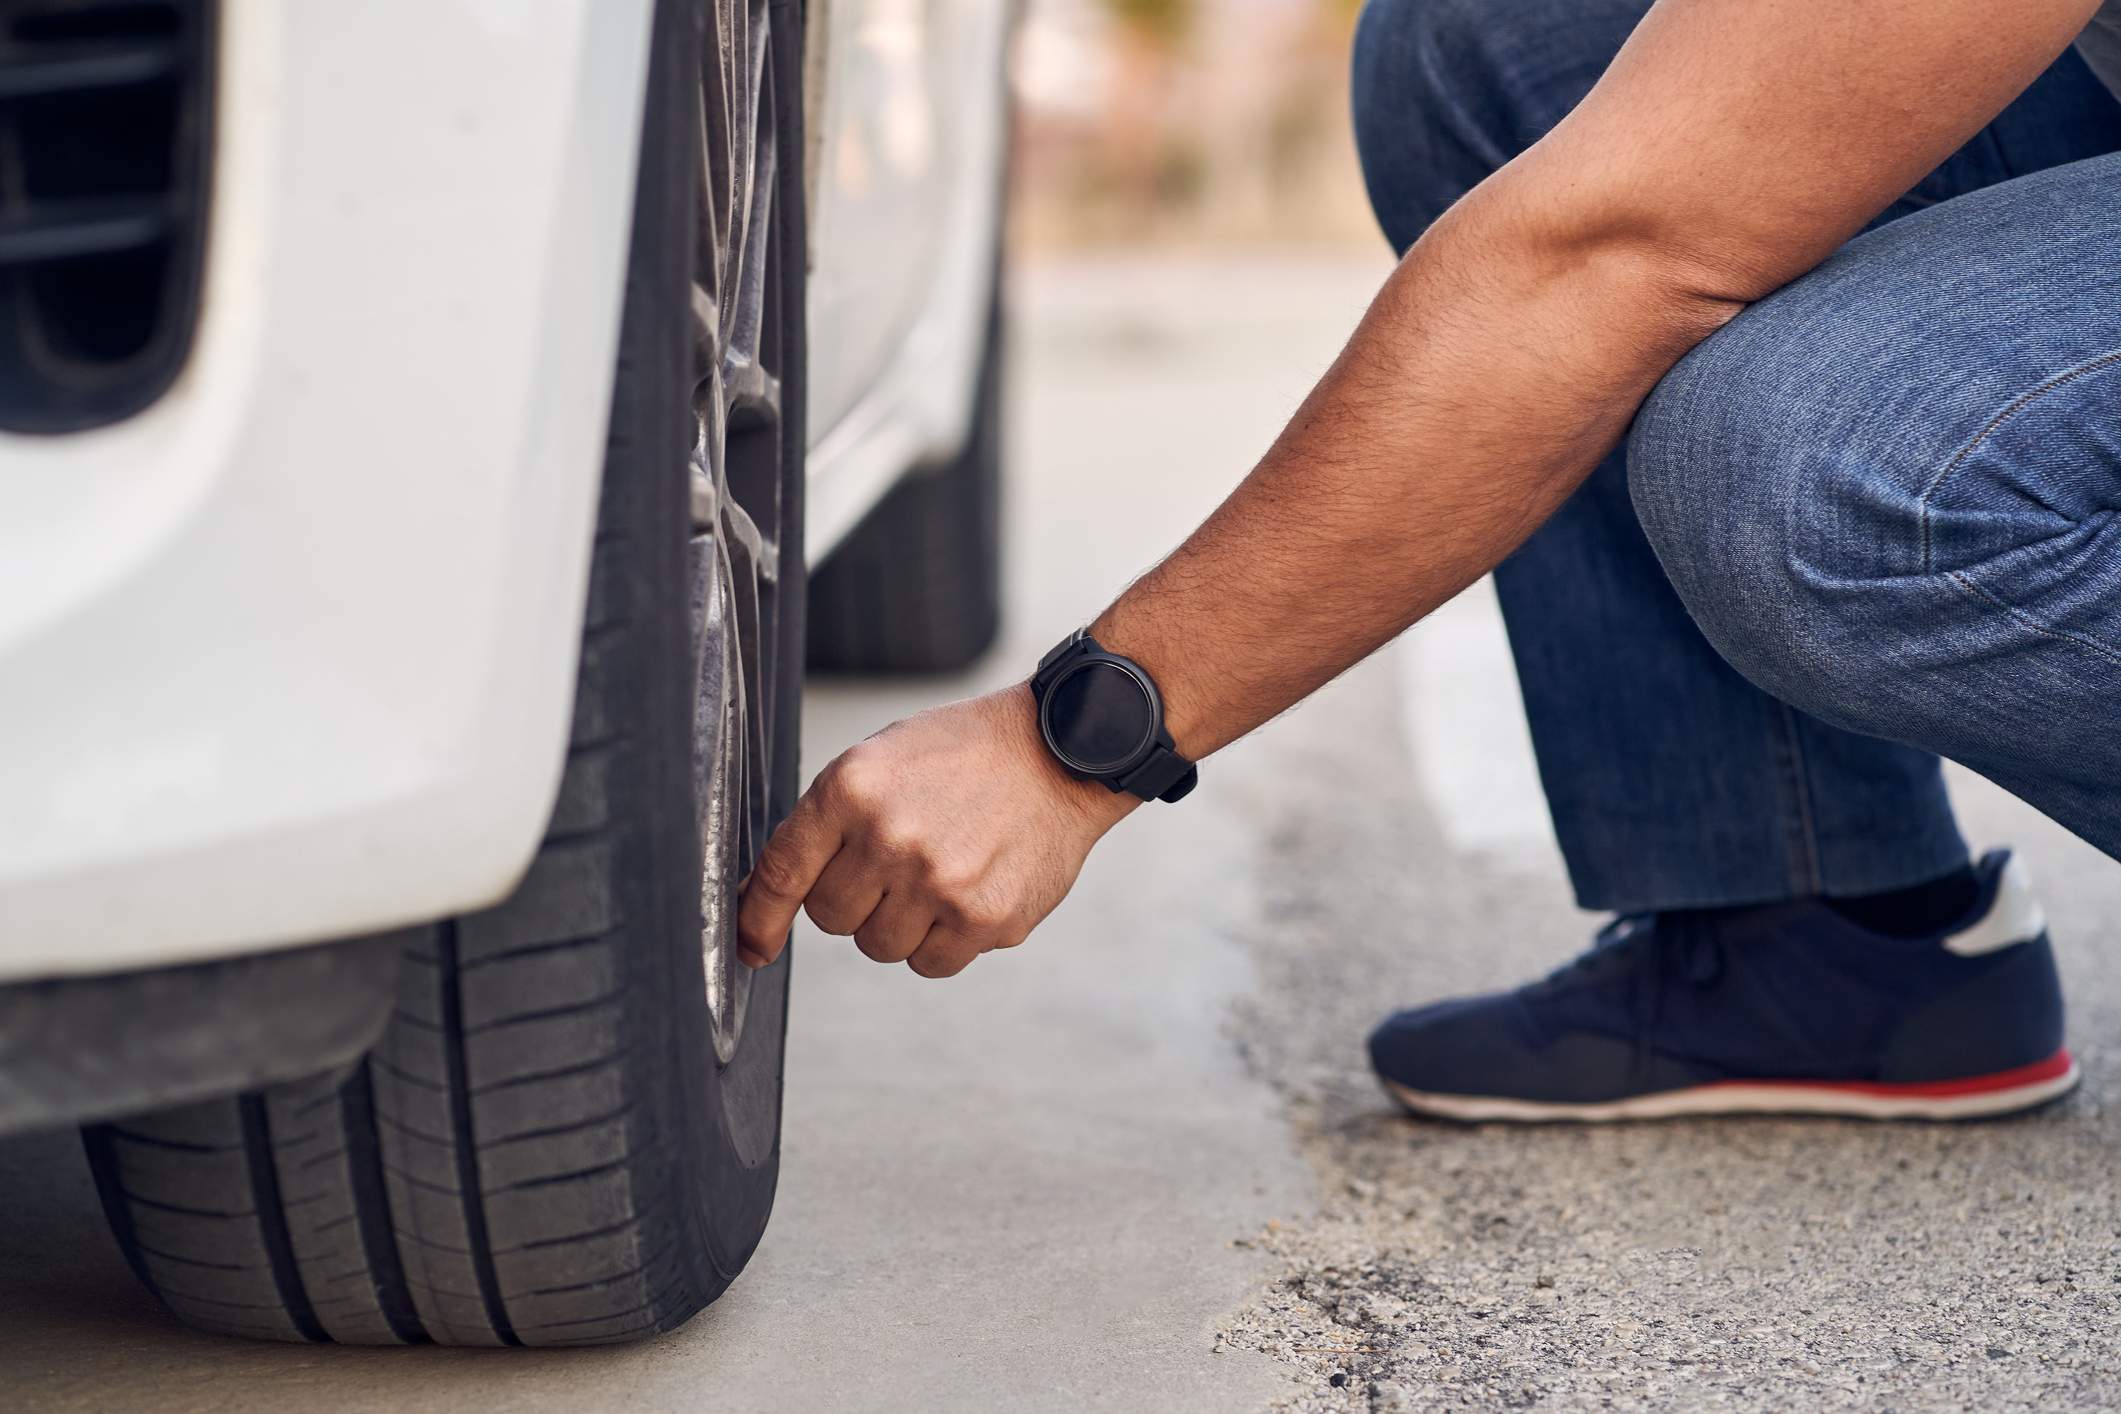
80, 0, 807, 1348
805, 285, 1005, 674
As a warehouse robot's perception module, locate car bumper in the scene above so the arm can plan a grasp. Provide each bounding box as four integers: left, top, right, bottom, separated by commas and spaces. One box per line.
0, 1, 652, 981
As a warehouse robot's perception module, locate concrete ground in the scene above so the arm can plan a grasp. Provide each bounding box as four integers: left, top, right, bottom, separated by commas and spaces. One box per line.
5, 254, 2121, 1411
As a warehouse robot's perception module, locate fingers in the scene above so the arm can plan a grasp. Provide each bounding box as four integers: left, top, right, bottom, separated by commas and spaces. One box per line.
803, 850, 886, 938
736, 706, 1084, 981
852, 891, 933, 965
905, 897, 1032, 979
904, 926, 986, 980
737, 786, 845, 968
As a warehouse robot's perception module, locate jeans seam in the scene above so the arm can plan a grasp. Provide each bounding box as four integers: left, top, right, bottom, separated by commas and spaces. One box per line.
1944, 567, 2121, 668
1768, 701, 1825, 895
1917, 349, 2121, 572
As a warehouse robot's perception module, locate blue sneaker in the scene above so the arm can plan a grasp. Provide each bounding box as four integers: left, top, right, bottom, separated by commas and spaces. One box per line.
1369, 850, 2076, 1122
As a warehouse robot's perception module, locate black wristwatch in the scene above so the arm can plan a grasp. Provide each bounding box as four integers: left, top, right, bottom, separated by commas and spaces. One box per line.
1029, 629, 1198, 803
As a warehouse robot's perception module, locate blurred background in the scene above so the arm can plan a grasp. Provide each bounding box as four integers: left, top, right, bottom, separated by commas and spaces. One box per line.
1014, 0, 1377, 249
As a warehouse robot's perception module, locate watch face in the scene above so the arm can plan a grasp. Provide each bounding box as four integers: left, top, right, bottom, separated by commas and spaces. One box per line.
1044, 659, 1155, 775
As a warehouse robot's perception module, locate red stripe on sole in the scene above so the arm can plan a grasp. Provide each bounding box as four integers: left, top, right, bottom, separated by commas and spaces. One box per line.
1700, 1048, 2075, 1101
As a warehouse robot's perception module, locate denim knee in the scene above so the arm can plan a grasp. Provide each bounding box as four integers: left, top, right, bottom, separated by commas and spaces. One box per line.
1630, 161, 2121, 770
1631, 315, 2121, 814
1626, 300, 2093, 754
1625, 297, 1912, 743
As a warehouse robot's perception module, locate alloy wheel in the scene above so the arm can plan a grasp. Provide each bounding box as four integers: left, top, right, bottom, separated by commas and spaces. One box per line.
689, 0, 785, 1065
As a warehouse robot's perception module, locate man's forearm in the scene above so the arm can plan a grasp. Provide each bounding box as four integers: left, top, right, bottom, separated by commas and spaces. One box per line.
739, 0, 2099, 980
1092, 185, 1741, 760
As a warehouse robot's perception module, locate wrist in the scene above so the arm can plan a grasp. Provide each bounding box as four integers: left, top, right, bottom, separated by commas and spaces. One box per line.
1001, 681, 1140, 834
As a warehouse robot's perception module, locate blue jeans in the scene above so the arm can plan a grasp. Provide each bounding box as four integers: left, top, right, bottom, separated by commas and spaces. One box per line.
1352, 0, 2121, 911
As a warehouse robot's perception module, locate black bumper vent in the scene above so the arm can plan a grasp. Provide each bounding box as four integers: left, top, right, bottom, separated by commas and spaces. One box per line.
0, 0, 212, 433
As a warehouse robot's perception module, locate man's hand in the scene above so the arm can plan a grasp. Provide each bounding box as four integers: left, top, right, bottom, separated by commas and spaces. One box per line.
736, 686, 1135, 978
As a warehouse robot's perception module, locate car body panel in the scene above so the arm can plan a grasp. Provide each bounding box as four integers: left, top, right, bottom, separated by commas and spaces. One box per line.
804, 0, 1013, 559
0, 0, 648, 979
0, 0, 1011, 983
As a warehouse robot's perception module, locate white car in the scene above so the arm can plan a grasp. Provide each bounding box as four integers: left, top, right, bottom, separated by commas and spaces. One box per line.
0, 0, 1013, 1345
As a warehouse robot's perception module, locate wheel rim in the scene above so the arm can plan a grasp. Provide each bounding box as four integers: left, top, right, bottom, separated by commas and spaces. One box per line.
690, 0, 783, 1067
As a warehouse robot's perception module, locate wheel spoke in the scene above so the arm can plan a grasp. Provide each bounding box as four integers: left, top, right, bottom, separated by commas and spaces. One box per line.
720, 492, 777, 586
694, 49, 727, 309
724, 358, 779, 423
687, 383, 725, 529
689, 283, 720, 384
722, 88, 774, 379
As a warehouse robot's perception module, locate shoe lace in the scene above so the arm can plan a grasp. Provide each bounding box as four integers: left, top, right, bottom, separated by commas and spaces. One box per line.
1537, 912, 1728, 1083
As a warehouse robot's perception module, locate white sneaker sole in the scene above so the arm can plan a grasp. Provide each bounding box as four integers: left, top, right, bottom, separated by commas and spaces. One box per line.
1382, 1049, 2080, 1123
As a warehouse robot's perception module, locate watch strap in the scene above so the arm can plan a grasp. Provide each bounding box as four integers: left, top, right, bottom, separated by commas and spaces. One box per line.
1031, 627, 1091, 696
1114, 733, 1198, 804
